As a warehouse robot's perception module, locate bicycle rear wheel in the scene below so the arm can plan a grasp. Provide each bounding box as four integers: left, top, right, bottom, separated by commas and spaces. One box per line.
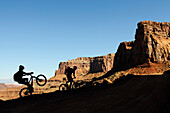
59, 84, 68, 91
19, 87, 32, 98
36, 74, 47, 86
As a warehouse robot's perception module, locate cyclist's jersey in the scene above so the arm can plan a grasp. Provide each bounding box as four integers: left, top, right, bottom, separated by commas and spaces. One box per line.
13, 70, 26, 82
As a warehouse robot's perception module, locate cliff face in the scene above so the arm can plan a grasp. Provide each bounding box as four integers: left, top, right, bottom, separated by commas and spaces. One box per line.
55, 53, 114, 76
113, 21, 170, 72
90, 54, 115, 73
56, 57, 91, 76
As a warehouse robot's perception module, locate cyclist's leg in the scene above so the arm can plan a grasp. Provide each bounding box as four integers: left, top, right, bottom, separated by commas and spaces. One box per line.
18, 78, 28, 85
66, 81, 71, 89
69, 78, 73, 89
28, 84, 33, 92
70, 81, 73, 89
19, 79, 33, 92
23, 78, 28, 83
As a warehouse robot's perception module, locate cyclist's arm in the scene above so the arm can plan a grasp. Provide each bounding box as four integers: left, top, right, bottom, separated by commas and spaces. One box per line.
73, 71, 76, 78
23, 72, 33, 75
64, 69, 68, 75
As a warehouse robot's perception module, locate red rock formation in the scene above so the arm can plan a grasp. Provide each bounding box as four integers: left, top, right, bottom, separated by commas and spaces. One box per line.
112, 41, 135, 72
113, 21, 170, 72
55, 53, 114, 76
90, 53, 115, 73
56, 58, 90, 75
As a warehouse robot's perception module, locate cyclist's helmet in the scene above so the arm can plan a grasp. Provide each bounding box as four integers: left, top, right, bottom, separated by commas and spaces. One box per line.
73, 66, 77, 70
19, 65, 25, 70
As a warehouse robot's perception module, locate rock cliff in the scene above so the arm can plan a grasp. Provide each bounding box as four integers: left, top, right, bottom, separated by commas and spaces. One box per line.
90, 54, 115, 73
113, 21, 170, 72
55, 53, 114, 76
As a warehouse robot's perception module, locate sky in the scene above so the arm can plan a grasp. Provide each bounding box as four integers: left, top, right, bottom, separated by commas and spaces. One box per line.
0, 0, 170, 82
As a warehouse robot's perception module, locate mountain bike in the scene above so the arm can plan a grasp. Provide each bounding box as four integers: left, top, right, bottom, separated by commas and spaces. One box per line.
59, 78, 91, 91
59, 78, 77, 91
19, 74, 47, 98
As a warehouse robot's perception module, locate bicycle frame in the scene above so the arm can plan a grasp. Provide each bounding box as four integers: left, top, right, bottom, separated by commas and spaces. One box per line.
59, 78, 79, 91
28, 74, 36, 87
19, 74, 47, 98
66, 80, 77, 89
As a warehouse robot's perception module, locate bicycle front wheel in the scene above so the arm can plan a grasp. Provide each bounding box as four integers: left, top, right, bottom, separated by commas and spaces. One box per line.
36, 74, 47, 86
19, 87, 32, 98
59, 84, 68, 91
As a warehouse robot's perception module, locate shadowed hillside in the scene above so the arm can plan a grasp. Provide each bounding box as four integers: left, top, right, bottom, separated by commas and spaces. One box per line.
0, 70, 169, 113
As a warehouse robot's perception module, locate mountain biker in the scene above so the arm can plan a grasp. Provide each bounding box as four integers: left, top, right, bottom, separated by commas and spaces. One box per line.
64, 66, 77, 88
13, 65, 34, 92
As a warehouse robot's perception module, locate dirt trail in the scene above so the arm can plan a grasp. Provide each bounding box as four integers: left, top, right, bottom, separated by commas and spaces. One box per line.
0, 72, 170, 113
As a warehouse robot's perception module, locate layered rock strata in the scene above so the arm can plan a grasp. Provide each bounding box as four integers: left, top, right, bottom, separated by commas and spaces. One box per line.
113, 21, 170, 72
90, 54, 115, 73
55, 53, 115, 76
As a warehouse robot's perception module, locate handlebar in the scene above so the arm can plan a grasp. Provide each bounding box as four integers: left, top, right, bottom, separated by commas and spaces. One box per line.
27, 72, 34, 78
28, 72, 34, 76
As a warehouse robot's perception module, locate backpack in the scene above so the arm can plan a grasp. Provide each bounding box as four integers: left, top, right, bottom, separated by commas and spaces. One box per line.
13, 72, 20, 81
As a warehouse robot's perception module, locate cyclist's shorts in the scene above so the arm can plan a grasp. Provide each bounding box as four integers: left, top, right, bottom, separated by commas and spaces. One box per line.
67, 77, 73, 82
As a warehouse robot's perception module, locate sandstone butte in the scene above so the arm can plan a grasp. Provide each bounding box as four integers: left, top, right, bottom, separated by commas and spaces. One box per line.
112, 20, 170, 75
51, 53, 115, 80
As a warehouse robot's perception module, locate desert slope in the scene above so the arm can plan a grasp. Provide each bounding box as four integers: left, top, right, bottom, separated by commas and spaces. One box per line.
0, 71, 169, 113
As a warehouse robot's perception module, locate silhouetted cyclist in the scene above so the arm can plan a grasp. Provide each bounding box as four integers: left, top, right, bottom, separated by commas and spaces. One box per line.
13, 65, 34, 92
65, 66, 77, 88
